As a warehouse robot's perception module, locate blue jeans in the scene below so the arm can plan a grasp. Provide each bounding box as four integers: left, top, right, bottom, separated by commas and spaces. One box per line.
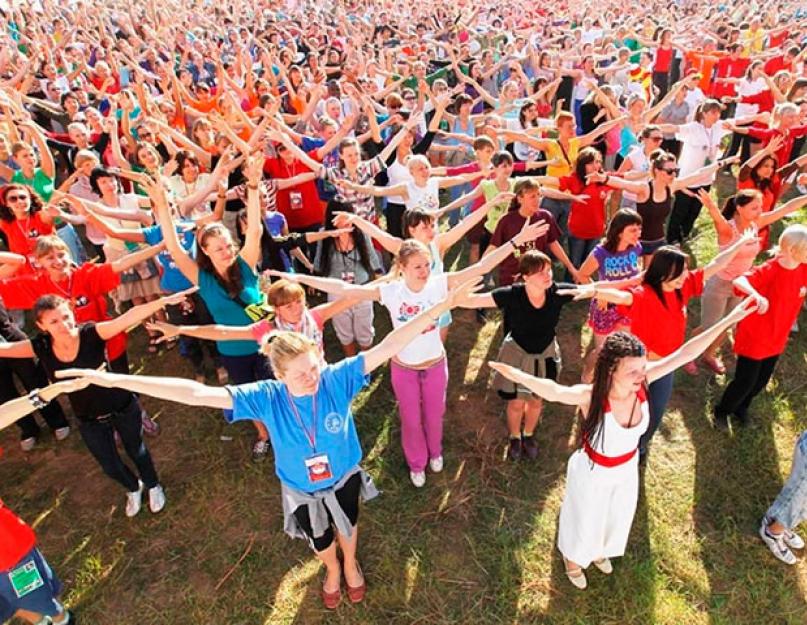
541, 198, 570, 242
56, 223, 86, 263
640, 372, 675, 455
566, 236, 598, 281
766, 431, 807, 529
0, 548, 63, 621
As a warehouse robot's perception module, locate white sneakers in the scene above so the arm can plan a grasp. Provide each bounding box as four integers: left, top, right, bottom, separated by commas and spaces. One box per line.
148, 485, 166, 513
125, 481, 166, 517
410, 456, 444, 488
759, 519, 803, 565
20, 437, 36, 452
54, 426, 71, 441
126, 482, 144, 517
409, 471, 426, 488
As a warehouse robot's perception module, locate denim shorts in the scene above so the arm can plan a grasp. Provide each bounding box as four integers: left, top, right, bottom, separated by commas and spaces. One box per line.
0, 548, 63, 621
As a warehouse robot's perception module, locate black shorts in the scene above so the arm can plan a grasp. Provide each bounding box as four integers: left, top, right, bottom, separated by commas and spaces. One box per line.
292, 472, 362, 552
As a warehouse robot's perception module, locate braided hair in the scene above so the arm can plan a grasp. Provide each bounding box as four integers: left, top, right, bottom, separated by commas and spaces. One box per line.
579, 332, 647, 449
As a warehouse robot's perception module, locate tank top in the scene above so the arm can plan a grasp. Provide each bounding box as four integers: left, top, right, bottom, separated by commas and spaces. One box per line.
717, 219, 760, 280
635, 181, 671, 242
386, 156, 411, 205
428, 240, 444, 274
585, 386, 650, 465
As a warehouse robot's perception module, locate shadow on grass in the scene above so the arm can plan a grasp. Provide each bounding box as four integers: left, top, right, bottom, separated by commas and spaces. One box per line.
678, 362, 806, 625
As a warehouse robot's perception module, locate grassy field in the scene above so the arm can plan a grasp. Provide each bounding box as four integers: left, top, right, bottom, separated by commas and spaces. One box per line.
2, 201, 806, 625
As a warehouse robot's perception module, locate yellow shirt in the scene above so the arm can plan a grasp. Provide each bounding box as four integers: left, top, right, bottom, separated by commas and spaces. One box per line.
544, 137, 581, 180
741, 28, 765, 57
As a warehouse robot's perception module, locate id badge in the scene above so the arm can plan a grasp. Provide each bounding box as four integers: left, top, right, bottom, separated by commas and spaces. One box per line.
8, 560, 44, 598
305, 453, 333, 483
289, 191, 303, 210
341, 271, 355, 284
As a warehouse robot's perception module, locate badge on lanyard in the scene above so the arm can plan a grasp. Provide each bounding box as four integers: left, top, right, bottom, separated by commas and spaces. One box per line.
305, 453, 333, 482
8, 560, 44, 598
289, 190, 303, 210
287, 390, 332, 485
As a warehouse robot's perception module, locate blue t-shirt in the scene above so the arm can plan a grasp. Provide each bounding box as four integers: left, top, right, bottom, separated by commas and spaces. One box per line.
228, 355, 369, 492
142, 224, 196, 293
198, 256, 262, 356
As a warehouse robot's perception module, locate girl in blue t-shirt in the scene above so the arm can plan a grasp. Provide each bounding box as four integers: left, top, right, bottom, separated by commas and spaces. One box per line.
54, 281, 475, 610
577, 209, 644, 382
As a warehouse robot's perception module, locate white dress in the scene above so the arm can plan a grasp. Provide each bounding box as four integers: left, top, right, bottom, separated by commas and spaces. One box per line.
557, 388, 650, 568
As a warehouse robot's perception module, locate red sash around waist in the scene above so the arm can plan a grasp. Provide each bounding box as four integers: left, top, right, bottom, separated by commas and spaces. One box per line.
583, 440, 638, 467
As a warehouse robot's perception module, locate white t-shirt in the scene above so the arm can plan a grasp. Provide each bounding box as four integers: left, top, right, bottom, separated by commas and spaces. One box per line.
684, 88, 707, 121
675, 121, 732, 187
735, 77, 766, 118
622, 145, 650, 202
379, 273, 448, 366
404, 178, 441, 212
100, 194, 147, 254
386, 157, 412, 205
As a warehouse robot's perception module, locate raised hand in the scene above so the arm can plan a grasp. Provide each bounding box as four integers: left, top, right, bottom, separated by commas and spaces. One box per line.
512, 219, 550, 247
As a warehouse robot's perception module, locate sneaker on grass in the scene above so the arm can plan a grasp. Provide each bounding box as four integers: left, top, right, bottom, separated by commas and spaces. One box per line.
759, 520, 798, 565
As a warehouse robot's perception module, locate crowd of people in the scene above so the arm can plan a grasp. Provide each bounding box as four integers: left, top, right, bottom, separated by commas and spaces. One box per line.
1, 0, 807, 619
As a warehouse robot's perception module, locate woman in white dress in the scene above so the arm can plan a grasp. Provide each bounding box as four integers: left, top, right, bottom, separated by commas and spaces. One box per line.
489, 300, 755, 589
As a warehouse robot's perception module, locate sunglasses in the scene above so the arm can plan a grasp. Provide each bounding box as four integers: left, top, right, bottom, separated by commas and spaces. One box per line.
662, 167, 680, 175
6, 194, 28, 202
649, 136, 664, 142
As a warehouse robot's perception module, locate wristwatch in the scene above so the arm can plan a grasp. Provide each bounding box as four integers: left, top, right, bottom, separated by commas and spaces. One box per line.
27, 391, 49, 409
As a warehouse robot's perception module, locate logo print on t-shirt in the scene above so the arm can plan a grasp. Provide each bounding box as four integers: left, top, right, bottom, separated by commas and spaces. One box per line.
324, 412, 343, 434
396, 302, 422, 323
74, 295, 89, 308
28, 228, 40, 238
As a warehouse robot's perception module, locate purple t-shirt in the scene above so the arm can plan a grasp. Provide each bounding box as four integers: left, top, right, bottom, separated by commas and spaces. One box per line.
592, 244, 643, 282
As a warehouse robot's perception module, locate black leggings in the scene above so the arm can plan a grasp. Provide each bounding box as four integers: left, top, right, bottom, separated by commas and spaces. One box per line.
714, 354, 779, 421
292, 472, 362, 552
78, 397, 159, 492
0, 358, 69, 439
385, 202, 406, 239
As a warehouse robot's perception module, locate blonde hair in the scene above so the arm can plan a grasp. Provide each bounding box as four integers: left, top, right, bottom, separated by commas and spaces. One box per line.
74, 149, 99, 168
405, 154, 430, 173
35, 235, 71, 258
778, 224, 807, 261
261, 330, 319, 373
394, 238, 431, 276
267, 279, 306, 307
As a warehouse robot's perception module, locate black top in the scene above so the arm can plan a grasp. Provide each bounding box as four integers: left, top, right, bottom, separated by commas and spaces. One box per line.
635, 181, 672, 241
31, 323, 133, 420
0, 300, 26, 343
491, 283, 574, 353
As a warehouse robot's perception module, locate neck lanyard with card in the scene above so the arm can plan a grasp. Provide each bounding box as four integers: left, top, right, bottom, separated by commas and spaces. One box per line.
286, 389, 333, 484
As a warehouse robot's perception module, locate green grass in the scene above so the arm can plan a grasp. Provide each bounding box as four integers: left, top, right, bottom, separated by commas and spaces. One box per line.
2, 202, 807, 624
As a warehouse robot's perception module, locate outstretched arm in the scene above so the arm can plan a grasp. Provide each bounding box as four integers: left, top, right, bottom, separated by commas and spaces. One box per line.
95, 288, 198, 340
487, 361, 590, 406
0, 379, 91, 431
55, 369, 232, 409
647, 299, 756, 382
362, 278, 476, 373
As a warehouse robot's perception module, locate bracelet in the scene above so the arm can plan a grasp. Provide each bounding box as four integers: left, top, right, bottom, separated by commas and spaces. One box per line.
604, 175, 610, 185
27, 391, 49, 410
510, 239, 519, 249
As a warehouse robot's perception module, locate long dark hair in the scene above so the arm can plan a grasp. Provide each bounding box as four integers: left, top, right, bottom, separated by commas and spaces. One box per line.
642, 246, 688, 307
722, 189, 762, 220
0, 184, 44, 222
196, 223, 244, 298
574, 147, 601, 182
749, 154, 777, 193
317, 200, 375, 278
603, 209, 643, 253
579, 331, 647, 447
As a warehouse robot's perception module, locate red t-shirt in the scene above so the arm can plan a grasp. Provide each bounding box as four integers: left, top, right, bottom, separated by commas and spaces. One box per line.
263, 152, 323, 229
733, 259, 807, 359
0, 263, 126, 359
654, 47, 674, 73
619, 269, 705, 357
0, 213, 54, 273
0, 502, 36, 571
712, 57, 750, 98
559, 175, 609, 239
746, 126, 807, 171
763, 55, 793, 77
489, 209, 561, 286
740, 89, 775, 113
738, 174, 781, 250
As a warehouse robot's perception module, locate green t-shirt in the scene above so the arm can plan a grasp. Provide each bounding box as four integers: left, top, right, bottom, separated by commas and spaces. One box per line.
12, 168, 54, 202
482, 179, 517, 233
